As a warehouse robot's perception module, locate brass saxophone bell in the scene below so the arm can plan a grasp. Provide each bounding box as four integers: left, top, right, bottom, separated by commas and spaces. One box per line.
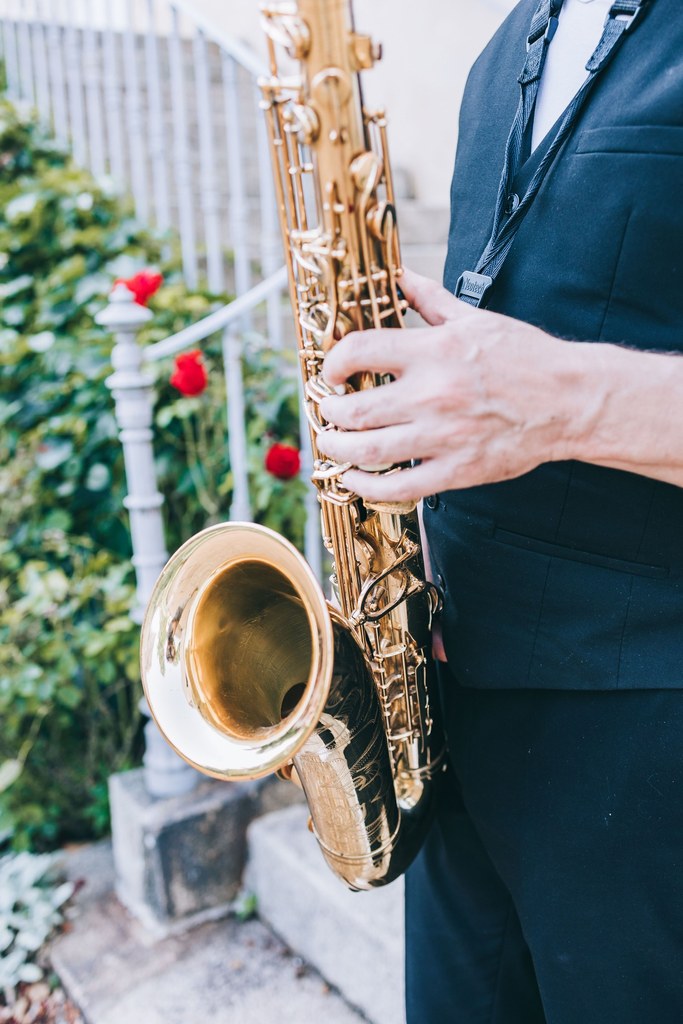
141, 522, 334, 780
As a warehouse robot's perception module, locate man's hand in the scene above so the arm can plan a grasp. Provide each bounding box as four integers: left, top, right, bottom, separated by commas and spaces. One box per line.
317, 268, 590, 503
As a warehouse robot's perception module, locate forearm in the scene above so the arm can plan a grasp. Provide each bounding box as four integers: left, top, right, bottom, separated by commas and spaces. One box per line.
561, 342, 683, 488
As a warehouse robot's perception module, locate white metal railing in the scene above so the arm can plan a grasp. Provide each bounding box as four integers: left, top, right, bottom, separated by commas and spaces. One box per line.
0, 1, 325, 797
96, 268, 322, 797
0, 0, 283, 340
96, 266, 320, 625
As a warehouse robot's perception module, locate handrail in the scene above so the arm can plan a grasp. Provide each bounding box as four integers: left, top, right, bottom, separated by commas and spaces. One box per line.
144, 266, 288, 363
169, 0, 268, 80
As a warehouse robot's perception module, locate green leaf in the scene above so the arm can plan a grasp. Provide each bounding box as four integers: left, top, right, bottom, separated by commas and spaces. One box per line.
0, 274, 33, 298
27, 330, 55, 353
17, 962, 44, 983
84, 462, 111, 491
35, 440, 74, 471
5, 192, 39, 221
233, 889, 258, 922
0, 760, 22, 794
2, 304, 26, 327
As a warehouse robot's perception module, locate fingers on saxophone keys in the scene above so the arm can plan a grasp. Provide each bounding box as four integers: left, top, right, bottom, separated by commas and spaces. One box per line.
317, 423, 415, 470
319, 381, 405, 432
322, 329, 409, 386
341, 461, 438, 505
313, 460, 353, 482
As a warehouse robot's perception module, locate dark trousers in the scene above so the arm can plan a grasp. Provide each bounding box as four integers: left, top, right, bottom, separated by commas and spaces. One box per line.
405, 675, 683, 1023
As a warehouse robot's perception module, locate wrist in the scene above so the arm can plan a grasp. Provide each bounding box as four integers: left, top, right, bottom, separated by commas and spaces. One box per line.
550, 340, 612, 464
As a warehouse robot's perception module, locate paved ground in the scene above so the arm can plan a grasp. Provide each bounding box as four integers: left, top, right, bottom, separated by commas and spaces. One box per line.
50, 842, 368, 1024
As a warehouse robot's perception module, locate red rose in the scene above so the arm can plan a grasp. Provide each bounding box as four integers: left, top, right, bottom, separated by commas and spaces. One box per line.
170, 350, 208, 397
114, 269, 163, 306
265, 443, 301, 481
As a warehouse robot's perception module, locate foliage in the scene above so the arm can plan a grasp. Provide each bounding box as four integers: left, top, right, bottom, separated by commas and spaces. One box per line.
0, 852, 74, 998
0, 100, 305, 849
152, 337, 307, 544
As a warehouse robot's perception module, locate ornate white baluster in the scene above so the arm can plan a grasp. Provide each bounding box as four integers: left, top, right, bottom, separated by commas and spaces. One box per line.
193, 26, 223, 294
123, 0, 149, 223
64, 0, 87, 166
144, 0, 171, 231
168, 3, 198, 290
96, 284, 198, 799
82, 0, 105, 177
101, 1, 125, 185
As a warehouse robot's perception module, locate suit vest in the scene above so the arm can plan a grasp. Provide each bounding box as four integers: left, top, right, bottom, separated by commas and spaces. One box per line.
425, 0, 683, 690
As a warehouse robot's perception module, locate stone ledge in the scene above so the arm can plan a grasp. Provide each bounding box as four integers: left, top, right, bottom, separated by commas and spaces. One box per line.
246, 805, 405, 1024
109, 768, 303, 936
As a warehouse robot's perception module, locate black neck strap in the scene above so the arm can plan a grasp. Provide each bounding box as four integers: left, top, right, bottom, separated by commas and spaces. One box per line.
456, 0, 652, 308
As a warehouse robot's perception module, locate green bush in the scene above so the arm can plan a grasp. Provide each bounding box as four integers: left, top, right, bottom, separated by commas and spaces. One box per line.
0, 101, 305, 849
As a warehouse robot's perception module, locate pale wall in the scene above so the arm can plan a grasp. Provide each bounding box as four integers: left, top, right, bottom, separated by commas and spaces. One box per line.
186, 0, 517, 205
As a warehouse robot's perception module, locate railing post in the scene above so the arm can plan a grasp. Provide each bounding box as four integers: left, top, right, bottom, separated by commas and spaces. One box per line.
64, 0, 87, 167
193, 27, 224, 294
29, 0, 51, 128
169, 3, 199, 290
1, 14, 20, 101
123, 0, 149, 224
82, 0, 106, 178
256, 96, 284, 349
223, 326, 252, 524
144, 0, 172, 232
46, 0, 69, 146
102, 1, 125, 186
17, 6, 36, 106
96, 284, 198, 799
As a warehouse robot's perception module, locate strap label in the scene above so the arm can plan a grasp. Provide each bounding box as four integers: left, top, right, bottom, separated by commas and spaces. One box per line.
455, 272, 494, 307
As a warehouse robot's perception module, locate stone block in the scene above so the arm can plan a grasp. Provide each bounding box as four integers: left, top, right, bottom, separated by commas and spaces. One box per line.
246, 805, 405, 1024
109, 768, 302, 934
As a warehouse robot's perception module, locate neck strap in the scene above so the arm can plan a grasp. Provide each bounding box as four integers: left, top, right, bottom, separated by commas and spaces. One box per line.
456, 0, 652, 308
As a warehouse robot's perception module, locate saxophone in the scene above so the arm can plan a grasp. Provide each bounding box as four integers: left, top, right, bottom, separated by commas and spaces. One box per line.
140, 0, 445, 891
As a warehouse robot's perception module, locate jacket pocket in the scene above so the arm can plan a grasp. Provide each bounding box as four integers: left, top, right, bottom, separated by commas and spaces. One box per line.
576, 126, 683, 156
493, 527, 670, 580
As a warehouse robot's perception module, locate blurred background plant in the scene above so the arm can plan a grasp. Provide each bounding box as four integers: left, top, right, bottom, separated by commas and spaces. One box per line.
0, 99, 305, 851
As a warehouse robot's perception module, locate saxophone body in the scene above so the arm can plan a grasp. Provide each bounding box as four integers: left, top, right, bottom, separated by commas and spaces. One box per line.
140, 0, 445, 891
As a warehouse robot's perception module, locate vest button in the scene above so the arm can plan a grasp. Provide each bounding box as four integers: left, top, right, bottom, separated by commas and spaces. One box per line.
425, 494, 439, 511
505, 192, 520, 216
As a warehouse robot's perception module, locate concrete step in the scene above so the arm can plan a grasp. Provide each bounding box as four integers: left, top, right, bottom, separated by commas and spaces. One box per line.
246, 806, 406, 1024
51, 840, 368, 1024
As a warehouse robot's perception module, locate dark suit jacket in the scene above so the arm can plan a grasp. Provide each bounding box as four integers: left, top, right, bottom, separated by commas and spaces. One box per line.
425, 0, 683, 689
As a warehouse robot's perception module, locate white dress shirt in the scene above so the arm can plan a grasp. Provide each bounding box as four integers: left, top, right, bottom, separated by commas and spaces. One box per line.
532, 0, 614, 151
